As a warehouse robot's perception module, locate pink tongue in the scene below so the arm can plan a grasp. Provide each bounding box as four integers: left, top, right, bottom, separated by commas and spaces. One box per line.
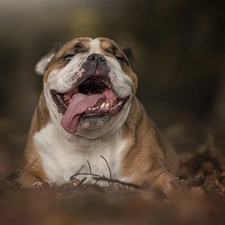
61, 93, 105, 133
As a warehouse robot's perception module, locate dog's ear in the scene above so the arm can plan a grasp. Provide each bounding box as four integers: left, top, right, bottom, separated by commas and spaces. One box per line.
35, 42, 63, 76
122, 47, 136, 73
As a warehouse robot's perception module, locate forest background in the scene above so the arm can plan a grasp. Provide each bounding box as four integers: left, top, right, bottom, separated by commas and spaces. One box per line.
1, 0, 224, 159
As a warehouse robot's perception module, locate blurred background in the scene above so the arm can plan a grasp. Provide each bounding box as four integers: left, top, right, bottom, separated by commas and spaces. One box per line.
0, 0, 224, 160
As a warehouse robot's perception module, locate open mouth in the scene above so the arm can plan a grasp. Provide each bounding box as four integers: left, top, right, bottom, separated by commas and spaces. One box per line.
50, 75, 129, 133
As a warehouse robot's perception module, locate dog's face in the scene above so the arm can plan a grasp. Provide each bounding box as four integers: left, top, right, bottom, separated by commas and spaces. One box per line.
36, 37, 138, 139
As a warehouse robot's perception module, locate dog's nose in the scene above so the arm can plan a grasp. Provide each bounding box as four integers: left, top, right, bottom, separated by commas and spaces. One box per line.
87, 53, 106, 62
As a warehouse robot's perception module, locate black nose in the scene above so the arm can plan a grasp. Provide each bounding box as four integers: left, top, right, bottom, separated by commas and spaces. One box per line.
87, 53, 106, 62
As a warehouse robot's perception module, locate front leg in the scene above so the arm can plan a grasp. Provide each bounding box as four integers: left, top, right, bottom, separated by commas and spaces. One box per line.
18, 171, 45, 188
151, 170, 177, 196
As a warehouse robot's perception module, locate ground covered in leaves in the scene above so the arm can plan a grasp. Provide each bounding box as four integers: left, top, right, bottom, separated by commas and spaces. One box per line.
0, 150, 225, 225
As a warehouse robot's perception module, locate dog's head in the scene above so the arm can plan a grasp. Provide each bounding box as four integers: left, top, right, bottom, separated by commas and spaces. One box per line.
35, 37, 137, 139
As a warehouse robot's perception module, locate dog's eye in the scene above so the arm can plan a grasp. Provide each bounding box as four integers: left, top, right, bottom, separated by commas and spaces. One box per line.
64, 54, 75, 62
116, 56, 123, 63
78, 49, 87, 54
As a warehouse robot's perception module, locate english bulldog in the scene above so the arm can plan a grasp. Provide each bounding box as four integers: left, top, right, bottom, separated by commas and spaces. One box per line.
19, 37, 179, 192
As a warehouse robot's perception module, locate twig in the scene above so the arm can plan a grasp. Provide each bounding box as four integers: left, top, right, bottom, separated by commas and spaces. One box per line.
76, 177, 87, 187
87, 161, 92, 174
86, 161, 101, 185
70, 161, 103, 182
100, 155, 113, 187
70, 157, 141, 190
76, 164, 86, 174
93, 177, 142, 189
70, 172, 101, 178
70, 157, 114, 188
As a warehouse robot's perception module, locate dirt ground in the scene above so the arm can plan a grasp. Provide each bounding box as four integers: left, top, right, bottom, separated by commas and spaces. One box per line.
0, 149, 225, 225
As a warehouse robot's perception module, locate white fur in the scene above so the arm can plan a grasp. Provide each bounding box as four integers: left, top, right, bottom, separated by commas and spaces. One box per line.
45, 38, 133, 98
34, 38, 134, 186
34, 122, 129, 186
89, 39, 101, 53
44, 38, 134, 139
35, 53, 55, 76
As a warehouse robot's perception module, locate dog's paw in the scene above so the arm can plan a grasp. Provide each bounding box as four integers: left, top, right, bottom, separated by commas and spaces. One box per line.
30, 181, 52, 189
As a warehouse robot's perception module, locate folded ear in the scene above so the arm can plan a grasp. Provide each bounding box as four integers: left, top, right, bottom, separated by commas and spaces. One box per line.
122, 47, 136, 73
35, 42, 63, 76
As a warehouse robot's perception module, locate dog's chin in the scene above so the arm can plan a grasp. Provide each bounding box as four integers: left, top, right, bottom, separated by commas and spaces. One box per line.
78, 112, 111, 130
75, 102, 131, 139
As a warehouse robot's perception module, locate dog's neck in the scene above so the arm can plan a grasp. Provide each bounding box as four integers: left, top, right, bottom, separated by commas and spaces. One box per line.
33, 120, 128, 186
62, 122, 124, 148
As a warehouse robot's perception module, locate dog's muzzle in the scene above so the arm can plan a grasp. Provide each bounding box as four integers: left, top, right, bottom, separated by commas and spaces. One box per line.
50, 53, 130, 134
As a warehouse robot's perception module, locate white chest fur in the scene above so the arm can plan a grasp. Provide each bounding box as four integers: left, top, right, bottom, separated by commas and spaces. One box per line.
33, 122, 128, 186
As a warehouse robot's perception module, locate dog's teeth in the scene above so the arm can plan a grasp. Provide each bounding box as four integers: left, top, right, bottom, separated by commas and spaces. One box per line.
105, 103, 110, 109
92, 107, 96, 111
100, 103, 105, 109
